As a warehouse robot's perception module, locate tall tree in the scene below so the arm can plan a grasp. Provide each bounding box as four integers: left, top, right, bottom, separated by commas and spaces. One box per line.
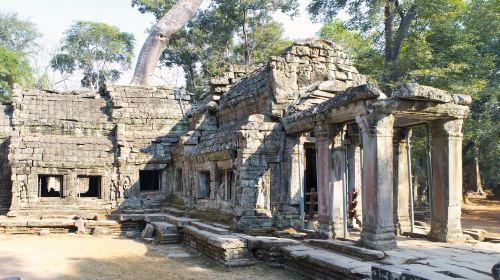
309, 0, 466, 85
130, 0, 204, 86
319, 0, 499, 190
50, 21, 135, 91
132, 0, 296, 92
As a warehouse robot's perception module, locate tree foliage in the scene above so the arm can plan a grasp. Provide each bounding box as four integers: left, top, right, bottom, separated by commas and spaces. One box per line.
309, 0, 467, 85
0, 12, 39, 101
318, 0, 499, 189
132, 0, 296, 94
50, 21, 135, 91
0, 12, 40, 55
0, 46, 33, 102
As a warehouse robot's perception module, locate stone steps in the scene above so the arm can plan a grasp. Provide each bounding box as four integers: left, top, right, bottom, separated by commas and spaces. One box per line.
183, 225, 254, 267
151, 222, 182, 244
305, 239, 386, 261
282, 244, 373, 280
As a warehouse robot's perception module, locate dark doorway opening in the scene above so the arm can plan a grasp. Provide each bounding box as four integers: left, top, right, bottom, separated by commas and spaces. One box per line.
77, 176, 101, 198
139, 170, 161, 191
39, 175, 63, 197
198, 171, 211, 198
223, 170, 234, 200
304, 147, 318, 215
175, 169, 183, 193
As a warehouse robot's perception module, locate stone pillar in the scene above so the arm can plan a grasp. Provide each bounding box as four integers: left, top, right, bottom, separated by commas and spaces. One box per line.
347, 124, 362, 228
315, 124, 345, 239
429, 119, 465, 242
356, 113, 397, 250
393, 128, 411, 235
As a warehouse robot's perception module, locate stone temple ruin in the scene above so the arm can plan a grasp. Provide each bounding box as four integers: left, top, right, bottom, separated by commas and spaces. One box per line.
1, 39, 487, 279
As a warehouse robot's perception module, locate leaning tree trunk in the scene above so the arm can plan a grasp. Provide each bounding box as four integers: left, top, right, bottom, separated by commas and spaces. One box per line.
131, 0, 203, 86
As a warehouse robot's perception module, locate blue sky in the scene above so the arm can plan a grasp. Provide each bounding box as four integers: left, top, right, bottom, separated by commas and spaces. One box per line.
0, 0, 322, 86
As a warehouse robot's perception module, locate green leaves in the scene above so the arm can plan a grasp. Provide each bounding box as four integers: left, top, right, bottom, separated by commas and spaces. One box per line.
0, 12, 40, 55
51, 21, 135, 90
0, 46, 32, 102
318, 0, 499, 189
0, 12, 39, 101
133, 0, 295, 94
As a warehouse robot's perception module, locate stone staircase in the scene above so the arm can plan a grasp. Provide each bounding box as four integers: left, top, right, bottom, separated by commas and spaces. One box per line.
2, 206, 497, 279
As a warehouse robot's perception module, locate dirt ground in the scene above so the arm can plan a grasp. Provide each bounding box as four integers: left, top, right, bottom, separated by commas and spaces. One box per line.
462, 197, 500, 237
0, 235, 304, 280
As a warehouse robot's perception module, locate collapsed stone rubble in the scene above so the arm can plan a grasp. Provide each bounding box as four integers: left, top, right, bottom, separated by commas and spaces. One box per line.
0, 39, 492, 279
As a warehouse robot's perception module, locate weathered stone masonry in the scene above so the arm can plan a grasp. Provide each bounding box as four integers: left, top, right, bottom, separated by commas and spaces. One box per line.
3, 87, 190, 217
0, 39, 471, 251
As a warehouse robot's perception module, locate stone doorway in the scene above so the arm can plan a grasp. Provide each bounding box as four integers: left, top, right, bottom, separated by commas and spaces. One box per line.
304, 146, 318, 219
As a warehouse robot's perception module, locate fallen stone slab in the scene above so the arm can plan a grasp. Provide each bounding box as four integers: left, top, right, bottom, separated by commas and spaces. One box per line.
92, 226, 112, 236
463, 229, 487, 241
141, 223, 155, 239
305, 239, 386, 261
75, 212, 98, 220
119, 214, 146, 222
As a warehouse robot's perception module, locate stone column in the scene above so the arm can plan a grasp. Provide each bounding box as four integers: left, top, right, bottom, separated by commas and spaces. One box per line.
393, 128, 411, 235
347, 124, 362, 228
315, 124, 345, 239
356, 113, 397, 250
429, 119, 465, 242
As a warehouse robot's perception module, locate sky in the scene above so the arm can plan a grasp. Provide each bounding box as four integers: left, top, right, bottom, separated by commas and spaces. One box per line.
0, 0, 323, 87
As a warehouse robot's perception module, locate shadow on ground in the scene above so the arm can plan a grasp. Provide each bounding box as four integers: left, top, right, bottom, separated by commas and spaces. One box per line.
0, 235, 305, 280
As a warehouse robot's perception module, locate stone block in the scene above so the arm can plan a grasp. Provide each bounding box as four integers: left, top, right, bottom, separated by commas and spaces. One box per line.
92, 226, 112, 236
141, 223, 155, 239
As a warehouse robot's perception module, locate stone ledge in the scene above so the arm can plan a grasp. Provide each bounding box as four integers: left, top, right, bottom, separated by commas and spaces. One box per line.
305, 239, 386, 261
282, 244, 373, 279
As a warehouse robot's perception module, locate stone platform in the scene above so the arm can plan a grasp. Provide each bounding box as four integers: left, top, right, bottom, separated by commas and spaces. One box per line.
1, 211, 498, 279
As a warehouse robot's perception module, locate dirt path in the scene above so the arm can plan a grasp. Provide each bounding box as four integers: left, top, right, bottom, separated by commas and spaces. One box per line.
0, 235, 304, 280
462, 197, 500, 237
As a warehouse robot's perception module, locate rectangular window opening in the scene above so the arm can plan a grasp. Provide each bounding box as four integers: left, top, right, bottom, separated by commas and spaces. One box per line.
198, 171, 211, 198
77, 176, 101, 198
139, 170, 161, 191
39, 175, 63, 198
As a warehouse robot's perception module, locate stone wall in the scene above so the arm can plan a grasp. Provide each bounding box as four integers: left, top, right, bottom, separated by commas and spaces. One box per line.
108, 86, 191, 208
8, 89, 116, 216
5, 86, 190, 217
172, 39, 367, 231
0, 103, 12, 213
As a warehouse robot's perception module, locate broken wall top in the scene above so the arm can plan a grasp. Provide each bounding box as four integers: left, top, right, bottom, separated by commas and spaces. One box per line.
216, 39, 366, 124
11, 88, 113, 135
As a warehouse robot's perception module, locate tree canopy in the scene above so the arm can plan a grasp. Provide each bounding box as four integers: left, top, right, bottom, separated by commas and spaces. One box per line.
132, 0, 296, 93
318, 0, 499, 189
0, 12, 40, 102
50, 21, 135, 91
